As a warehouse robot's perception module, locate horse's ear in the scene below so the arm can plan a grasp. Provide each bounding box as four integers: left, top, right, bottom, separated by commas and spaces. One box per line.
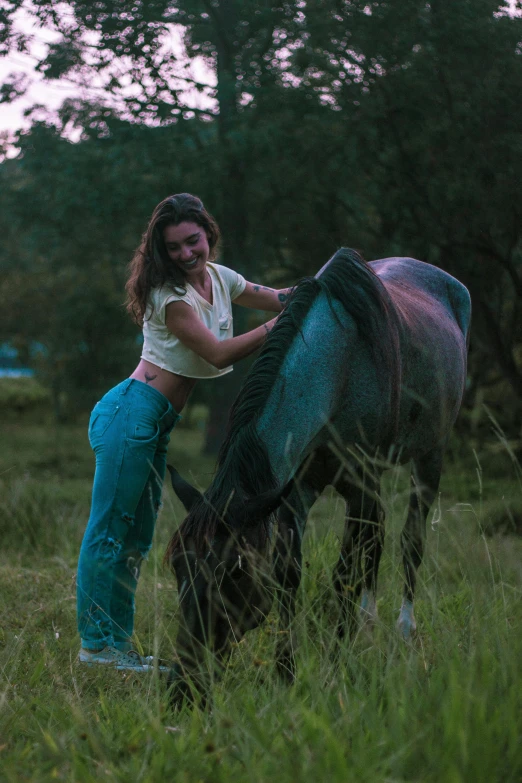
167, 465, 203, 512
237, 480, 294, 524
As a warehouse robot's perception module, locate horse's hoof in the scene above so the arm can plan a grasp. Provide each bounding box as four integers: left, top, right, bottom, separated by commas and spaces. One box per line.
396, 598, 417, 641
397, 620, 416, 641
396, 609, 417, 641
359, 591, 378, 628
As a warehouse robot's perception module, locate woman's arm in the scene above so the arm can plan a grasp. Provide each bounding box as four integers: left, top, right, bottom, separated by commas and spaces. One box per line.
165, 301, 277, 370
233, 282, 293, 312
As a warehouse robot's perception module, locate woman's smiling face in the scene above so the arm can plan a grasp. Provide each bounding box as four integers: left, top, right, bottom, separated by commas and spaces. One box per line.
163, 221, 210, 276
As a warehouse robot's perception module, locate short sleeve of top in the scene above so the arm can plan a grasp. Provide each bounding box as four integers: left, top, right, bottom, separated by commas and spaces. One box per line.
141, 262, 247, 379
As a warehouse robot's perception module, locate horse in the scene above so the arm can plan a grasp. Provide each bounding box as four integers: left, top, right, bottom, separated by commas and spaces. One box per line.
164, 248, 471, 703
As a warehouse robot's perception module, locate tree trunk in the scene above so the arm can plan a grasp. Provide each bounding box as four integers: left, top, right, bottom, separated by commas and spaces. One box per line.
202, 4, 251, 454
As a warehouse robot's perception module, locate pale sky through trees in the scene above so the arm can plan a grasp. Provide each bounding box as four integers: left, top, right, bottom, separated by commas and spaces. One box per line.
0, 7, 68, 134
0, 3, 215, 139
1, 0, 520, 139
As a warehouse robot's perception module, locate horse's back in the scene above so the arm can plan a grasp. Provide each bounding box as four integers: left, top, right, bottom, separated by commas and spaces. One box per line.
258, 252, 471, 478
370, 257, 471, 342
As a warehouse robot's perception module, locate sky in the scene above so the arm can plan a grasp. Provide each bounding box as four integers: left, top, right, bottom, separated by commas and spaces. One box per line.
0, 5, 215, 141
1, 0, 520, 140
0, 8, 75, 136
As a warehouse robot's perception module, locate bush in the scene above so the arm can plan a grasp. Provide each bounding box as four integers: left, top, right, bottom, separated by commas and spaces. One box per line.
0, 377, 51, 417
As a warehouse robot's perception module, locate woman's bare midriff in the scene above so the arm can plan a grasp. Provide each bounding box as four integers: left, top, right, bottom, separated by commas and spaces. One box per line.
129, 359, 198, 413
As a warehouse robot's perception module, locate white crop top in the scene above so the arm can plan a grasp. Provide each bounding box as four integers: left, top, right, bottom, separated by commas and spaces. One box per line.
141, 262, 247, 379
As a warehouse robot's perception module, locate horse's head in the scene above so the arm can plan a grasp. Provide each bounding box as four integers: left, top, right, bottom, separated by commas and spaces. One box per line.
165, 466, 289, 705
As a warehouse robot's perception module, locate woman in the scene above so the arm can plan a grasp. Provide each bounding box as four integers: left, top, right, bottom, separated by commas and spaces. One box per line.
77, 193, 290, 671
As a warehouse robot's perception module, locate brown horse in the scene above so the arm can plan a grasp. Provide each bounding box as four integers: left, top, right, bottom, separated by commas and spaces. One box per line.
164, 249, 471, 703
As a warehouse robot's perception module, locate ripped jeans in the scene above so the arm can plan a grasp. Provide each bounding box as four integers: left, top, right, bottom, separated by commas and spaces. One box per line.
77, 378, 180, 652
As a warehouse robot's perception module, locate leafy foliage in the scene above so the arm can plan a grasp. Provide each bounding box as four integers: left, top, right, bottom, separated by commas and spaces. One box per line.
0, 0, 521, 438
0, 377, 50, 415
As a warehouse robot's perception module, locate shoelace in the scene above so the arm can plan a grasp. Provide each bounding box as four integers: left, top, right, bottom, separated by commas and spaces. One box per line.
125, 650, 149, 665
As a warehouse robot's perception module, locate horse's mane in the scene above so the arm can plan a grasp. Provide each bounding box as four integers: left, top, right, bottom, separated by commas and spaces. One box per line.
165, 248, 401, 561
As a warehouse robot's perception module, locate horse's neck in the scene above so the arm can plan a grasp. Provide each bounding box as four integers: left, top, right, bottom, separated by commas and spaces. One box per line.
216, 434, 275, 500
256, 295, 353, 483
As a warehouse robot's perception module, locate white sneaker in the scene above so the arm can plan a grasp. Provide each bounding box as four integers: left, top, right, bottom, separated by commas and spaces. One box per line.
78, 646, 168, 672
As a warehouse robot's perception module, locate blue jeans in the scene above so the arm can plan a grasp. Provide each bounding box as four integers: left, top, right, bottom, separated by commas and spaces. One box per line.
77, 379, 180, 651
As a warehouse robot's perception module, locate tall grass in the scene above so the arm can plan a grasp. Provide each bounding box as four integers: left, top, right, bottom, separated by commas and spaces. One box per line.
0, 423, 520, 782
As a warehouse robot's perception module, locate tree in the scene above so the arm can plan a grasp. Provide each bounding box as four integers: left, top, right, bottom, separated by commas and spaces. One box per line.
0, 118, 216, 418
284, 0, 522, 428
2, 0, 521, 439
2, 0, 311, 448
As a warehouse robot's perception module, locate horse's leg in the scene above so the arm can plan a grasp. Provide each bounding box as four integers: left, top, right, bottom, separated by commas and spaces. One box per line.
333, 485, 377, 642
359, 492, 385, 628
398, 449, 443, 640
273, 484, 315, 683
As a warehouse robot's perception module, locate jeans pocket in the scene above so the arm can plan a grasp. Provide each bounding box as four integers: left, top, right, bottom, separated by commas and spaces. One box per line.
88, 402, 120, 442
127, 408, 160, 443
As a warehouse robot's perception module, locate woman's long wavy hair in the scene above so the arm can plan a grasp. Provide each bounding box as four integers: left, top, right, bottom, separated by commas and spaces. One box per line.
125, 193, 221, 325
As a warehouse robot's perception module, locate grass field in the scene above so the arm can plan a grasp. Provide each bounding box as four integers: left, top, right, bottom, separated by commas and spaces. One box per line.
0, 417, 521, 782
